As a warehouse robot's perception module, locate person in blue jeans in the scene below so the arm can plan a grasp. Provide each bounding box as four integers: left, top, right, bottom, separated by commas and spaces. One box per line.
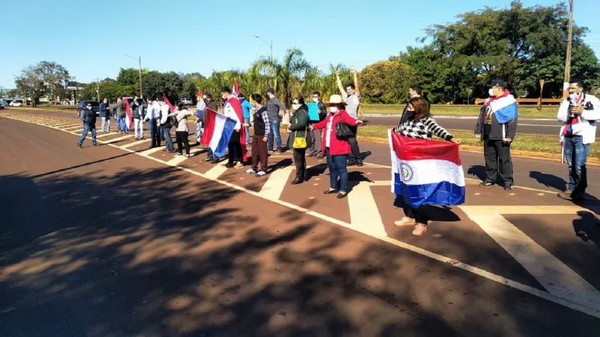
239, 93, 253, 145
158, 98, 174, 152
266, 88, 286, 153
78, 103, 97, 147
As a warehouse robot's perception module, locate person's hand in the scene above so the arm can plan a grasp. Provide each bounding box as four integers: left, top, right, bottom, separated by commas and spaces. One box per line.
235, 128, 240, 132
350, 69, 357, 75
503, 138, 512, 143
452, 138, 462, 145
263, 136, 267, 143
475, 134, 481, 140
309, 125, 314, 131
356, 120, 364, 125
572, 106, 584, 115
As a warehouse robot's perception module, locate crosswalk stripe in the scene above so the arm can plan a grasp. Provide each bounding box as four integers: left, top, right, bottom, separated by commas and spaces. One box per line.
259, 165, 294, 200
103, 135, 133, 144
121, 139, 151, 149
96, 132, 119, 139
348, 182, 388, 236
138, 146, 166, 157
204, 162, 229, 179
165, 148, 204, 166
461, 205, 600, 312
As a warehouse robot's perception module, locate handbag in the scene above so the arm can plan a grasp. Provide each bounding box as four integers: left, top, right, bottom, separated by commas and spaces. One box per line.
292, 125, 308, 149
335, 122, 353, 140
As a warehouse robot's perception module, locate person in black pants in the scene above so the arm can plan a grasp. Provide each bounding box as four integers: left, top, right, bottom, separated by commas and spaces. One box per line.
287, 96, 311, 184
475, 79, 518, 190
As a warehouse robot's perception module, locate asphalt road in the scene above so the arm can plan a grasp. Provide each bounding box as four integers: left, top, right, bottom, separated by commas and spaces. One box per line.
365, 115, 600, 137
1, 112, 600, 336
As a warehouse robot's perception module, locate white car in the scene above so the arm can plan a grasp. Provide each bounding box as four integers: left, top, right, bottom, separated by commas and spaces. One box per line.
9, 100, 23, 107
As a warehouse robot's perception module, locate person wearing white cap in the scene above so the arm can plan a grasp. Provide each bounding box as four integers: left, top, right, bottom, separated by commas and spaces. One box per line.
311, 94, 363, 199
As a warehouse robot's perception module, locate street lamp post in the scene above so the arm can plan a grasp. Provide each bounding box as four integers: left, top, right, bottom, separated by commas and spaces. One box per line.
254, 35, 273, 60
126, 55, 143, 97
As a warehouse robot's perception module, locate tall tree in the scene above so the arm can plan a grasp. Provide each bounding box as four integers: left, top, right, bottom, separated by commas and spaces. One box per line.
37, 61, 70, 104
360, 60, 416, 104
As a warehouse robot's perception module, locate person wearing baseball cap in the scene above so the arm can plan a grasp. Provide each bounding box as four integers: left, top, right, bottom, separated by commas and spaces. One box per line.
475, 79, 518, 190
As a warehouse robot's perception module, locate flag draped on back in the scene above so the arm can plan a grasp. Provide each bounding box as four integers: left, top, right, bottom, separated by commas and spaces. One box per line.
487, 90, 518, 124
389, 131, 465, 208
227, 96, 248, 162
163, 95, 175, 112
200, 108, 236, 158
124, 98, 133, 129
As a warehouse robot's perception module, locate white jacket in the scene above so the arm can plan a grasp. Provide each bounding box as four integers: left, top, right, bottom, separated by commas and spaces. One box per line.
557, 94, 600, 145
223, 100, 241, 130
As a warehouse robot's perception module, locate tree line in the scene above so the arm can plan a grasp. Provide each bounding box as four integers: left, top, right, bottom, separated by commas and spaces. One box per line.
14, 1, 600, 106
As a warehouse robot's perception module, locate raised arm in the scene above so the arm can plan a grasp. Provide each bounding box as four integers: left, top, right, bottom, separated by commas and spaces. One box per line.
352, 71, 360, 96
336, 71, 345, 97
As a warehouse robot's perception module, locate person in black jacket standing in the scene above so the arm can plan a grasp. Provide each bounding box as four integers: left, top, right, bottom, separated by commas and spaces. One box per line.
475, 79, 518, 190
77, 102, 97, 147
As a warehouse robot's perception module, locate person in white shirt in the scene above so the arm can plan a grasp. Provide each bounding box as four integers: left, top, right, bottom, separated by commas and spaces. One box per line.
169, 102, 194, 157
158, 98, 174, 152
143, 97, 162, 148
336, 70, 363, 166
221, 87, 243, 169
195, 94, 207, 145
557, 79, 600, 201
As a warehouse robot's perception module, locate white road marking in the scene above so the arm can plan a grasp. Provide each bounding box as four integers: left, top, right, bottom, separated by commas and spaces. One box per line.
204, 162, 229, 180
348, 182, 388, 236
165, 148, 204, 166
102, 135, 133, 144
96, 132, 119, 139
258, 165, 294, 200
138, 146, 166, 157
461, 205, 600, 312
121, 138, 151, 149
6, 114, 600, 319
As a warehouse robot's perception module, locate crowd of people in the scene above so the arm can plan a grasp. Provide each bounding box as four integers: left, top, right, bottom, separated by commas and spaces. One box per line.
74, 76, 598, 237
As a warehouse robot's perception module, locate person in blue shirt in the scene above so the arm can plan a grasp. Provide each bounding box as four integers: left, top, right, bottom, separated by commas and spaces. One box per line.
239, 93, 253, 145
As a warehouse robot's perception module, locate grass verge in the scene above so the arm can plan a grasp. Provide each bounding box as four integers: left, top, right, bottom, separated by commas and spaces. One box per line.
361, 104, 559, 119
357, 125, 600, 163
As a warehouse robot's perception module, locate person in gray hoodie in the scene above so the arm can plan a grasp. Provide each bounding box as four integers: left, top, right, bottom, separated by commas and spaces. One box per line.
265, 88, 287, 154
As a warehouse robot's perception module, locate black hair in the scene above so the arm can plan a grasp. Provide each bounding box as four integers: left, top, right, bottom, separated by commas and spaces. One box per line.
204, 93, 212, 99
296, 96, 308, 111
238, 93, 245, 99
346, 84, 355, 90
251, 94, 262, 104
313, 91, 321, 96
570, 78, 584, 90
221, 87, 231, 94
177, 102, 186, 110
410, 84, 422, 95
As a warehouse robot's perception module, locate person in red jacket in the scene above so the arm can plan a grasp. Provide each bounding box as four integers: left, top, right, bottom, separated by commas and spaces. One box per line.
312, 94, 363, 199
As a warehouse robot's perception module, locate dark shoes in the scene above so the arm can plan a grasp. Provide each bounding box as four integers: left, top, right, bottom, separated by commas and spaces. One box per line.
480, 180, 494, 187
323, 189, 338, 195
225, 163, 235, 168
504, 184, 512, 191
291, 178, 303, 185
557, 191, 572, 200
337, 192, 348, 199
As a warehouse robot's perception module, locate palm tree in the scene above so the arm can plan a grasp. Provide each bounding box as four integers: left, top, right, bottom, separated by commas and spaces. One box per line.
253, 48, 312, 107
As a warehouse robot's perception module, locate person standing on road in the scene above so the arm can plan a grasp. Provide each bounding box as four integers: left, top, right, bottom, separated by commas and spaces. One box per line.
397, 84, 426, 127
266, 88, 287, 154
557, 79, 600, 201
239, 93, 253, 145
169, 102, 194, 157
287, 97, 311, 184
221, 87, 243, 169
475, 79, 518, 191
116, 97, 127, 133
99, 98, 111, 132
309, 91, 327, 159
132, 98, 144, 140
312, 95, 362, 199
336, 70, 363, 166
246, 94, 270, 177
393, 97, 461, 236
144, 97, 162, 149
77, 102, 98, 148
203, 94, 220, 163
195, 93, 206, 145
158, 98, 175, 152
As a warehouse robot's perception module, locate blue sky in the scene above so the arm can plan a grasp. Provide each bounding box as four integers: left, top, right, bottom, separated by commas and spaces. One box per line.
2, 0, 599, 88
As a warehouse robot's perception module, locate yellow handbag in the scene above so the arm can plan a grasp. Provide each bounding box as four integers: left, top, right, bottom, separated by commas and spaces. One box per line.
292, 125, 308, 149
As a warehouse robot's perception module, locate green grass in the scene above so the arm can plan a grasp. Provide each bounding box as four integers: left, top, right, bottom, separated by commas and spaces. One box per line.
358, 125, 600, 160
361, 104, 559, 119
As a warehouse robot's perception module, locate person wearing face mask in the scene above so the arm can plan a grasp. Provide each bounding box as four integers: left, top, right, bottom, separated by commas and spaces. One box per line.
266, 88, 287, 154
311, 95, 363, 199
557, 79, 600, 201
246, 94, 270, 177
308, 91, 327, 158
475, 79, 518, 191
287, 96, 312, 184
221, 87, 246, 169
336, 70, 363, 166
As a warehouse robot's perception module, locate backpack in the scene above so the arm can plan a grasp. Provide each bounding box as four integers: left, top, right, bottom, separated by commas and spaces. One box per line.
168, 115, 179, 128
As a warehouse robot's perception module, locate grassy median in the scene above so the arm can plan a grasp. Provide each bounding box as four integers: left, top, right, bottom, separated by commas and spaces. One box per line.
361, 104, 559, 119
358, 125, 600, 161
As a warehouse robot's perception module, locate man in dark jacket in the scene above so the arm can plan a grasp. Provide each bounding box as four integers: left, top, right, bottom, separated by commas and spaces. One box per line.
132, 98, 144, 140
475, 79, 518, 190
77, 102, 97, 147
99, 98, 111, 132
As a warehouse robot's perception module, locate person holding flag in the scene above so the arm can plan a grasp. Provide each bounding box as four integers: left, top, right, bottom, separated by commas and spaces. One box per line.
221, 87, 246, 168
557, 79, 600, 201
475, 79, 518, 191
392, 97, 462, 236
159, 96, 175, 152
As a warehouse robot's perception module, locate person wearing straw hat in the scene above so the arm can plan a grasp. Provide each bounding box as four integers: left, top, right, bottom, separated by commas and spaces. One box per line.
311, 94, 363, 199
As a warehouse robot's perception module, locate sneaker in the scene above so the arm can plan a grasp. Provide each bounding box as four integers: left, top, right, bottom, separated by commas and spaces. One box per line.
337, 192, 348, 199
185, 154, 191, 158
246, 168, 257, 174
479, 180, 494, 187
412, 223, 428, 236
204, 157, 214, 162
277, 150, 286, 155
357, 160, 364, 167
255, 171, 266, 177
504, 184, 512, 191
77, 143, 82, 148
557, 191, 572, 200
394, 217, 416, 227
323, 189, 338, 195
234, 162, 243, 169
225, 163, 235, 168
175, 153, 182, 157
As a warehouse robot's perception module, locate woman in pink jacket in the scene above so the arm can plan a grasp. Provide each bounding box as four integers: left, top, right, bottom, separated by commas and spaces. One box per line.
312, 95, 363, 199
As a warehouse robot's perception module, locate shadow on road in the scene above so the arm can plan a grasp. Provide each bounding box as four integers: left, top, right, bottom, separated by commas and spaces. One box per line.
529, 171, 567, 192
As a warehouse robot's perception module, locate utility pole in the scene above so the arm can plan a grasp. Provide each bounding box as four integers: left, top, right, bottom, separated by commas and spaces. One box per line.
138, 56, 143, 98
96, 78, 100, 102
563, 0, 574, 99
